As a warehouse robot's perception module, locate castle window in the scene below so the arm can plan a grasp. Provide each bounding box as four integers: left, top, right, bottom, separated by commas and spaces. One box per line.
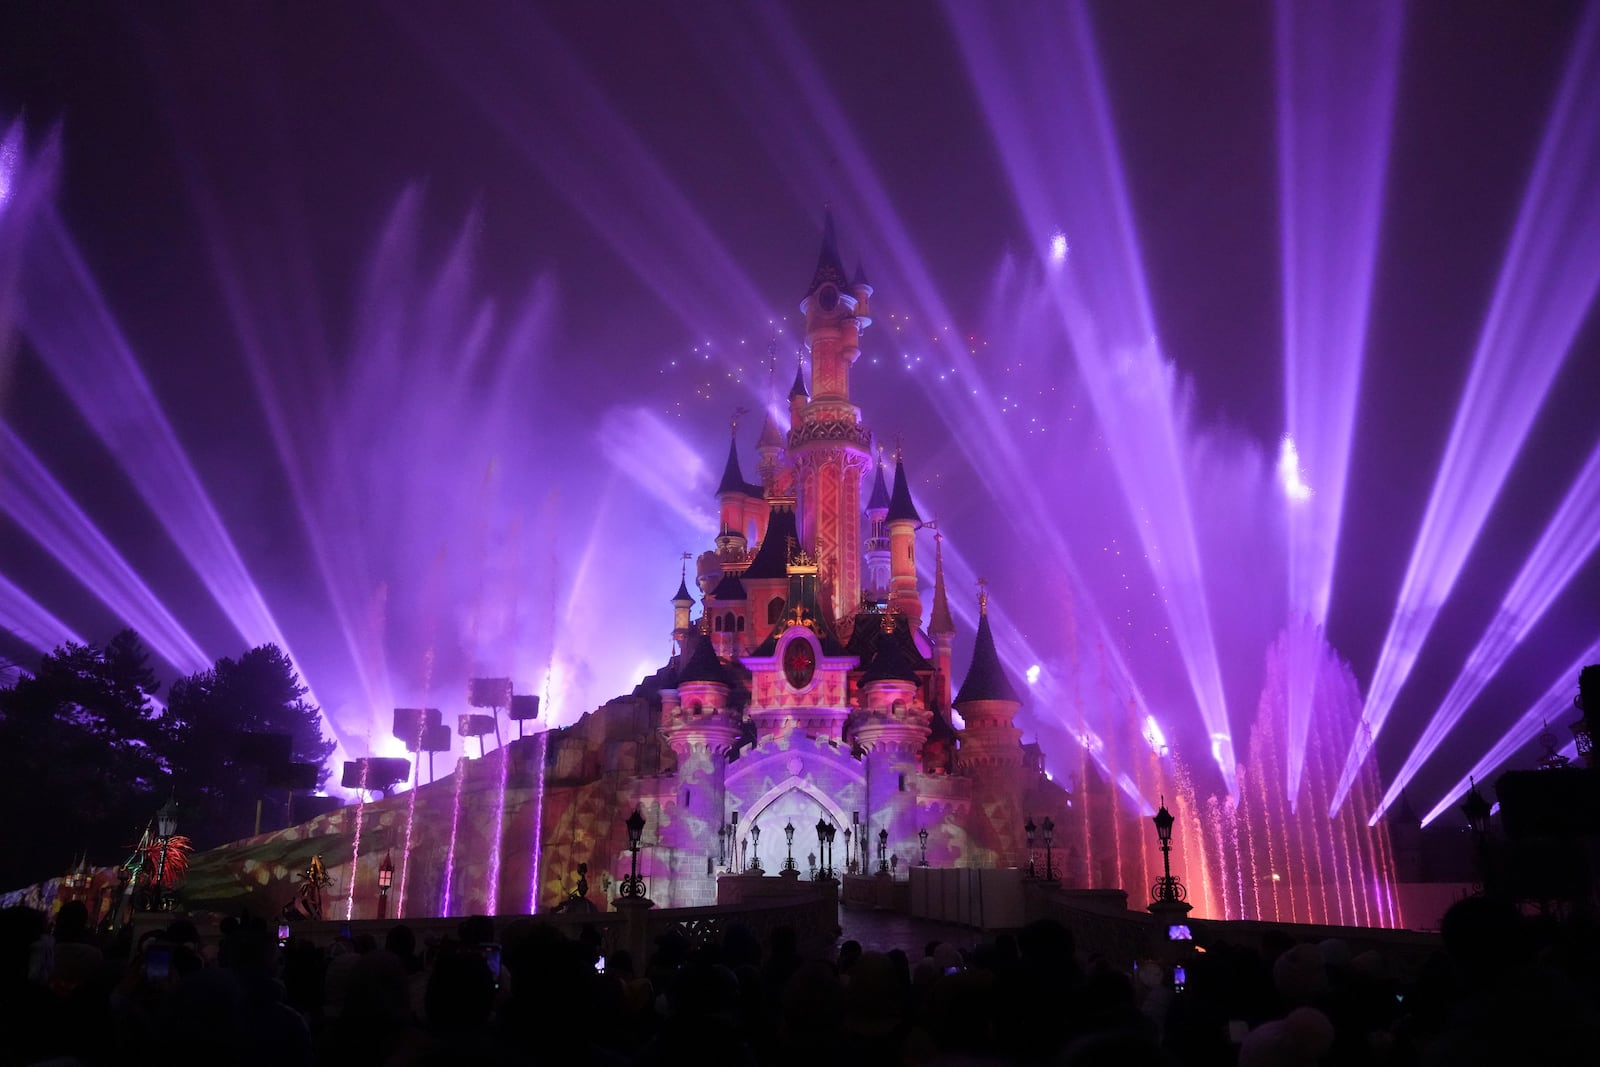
723, 612, 736, 632
898, 773, 907, 791
736, 615, 746, 632
768, 597, 785, 624
714, 616, 724, 632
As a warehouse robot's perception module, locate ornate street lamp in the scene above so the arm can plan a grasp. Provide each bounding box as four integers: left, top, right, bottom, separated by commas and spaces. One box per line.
877, 827, 889, 875
155, 795, 178, 911
1024, 816, 1037, 879
377, 851, 394, 920
1042, 816, 1057, 883
1150, 797, 1187, 904
619, 808, 648, 898
749, 822, 763, 873
824, 821, 837, 877
918, 827, 929, 866
814, 817, 828, 878
782, 819, 799, 873
843, 827, 854, 874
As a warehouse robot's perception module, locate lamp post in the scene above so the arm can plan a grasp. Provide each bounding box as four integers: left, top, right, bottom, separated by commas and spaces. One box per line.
918, 828, 929, 866
824, 821, 836, 878
620, 808, 648, 899
1462, 776, 1493, 893
782, 819, 799, 875
749, 822, 762, 873
815, 818, 828, 879
843, 827, 854, 874
718, 824, 729, 870
377, 851, 394, 920
1024, 816, 1037, 879
155, 795, 178, 911
877, 828, 889, 875
1042, 816, 1057, 883
1150, 797, 1187, 905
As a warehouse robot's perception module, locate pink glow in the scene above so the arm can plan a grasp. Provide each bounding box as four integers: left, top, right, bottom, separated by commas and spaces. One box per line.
345, 758, 369, 921
440, 758, 466, 914
1336, 8, 1600, 813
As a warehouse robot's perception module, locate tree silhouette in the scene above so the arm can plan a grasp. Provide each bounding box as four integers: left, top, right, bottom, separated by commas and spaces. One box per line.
0, 630, 167, 888
164, 644, 334, 847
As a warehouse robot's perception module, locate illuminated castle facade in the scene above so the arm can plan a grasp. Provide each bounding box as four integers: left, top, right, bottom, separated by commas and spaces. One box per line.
609, 219, 1066, 906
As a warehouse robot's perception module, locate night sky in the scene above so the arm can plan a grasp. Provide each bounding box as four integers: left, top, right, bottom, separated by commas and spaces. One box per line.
2, 1, 1597, 820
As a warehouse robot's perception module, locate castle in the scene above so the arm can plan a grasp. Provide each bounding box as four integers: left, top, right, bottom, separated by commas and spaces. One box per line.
576, 217, 1070, 906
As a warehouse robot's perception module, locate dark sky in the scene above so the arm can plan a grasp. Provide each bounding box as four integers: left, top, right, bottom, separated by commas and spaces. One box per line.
1, 1, 1596, 818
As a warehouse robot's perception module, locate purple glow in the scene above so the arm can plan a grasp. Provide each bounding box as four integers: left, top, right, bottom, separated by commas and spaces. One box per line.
0, 572, 84, 653
1336, 8, 1600, 813
345, 759, 369, 921
1421, 635, 1600, 827
16, 212, 347, 760
944, 1, 1237, 791
0, 424, 211, 673
1379, 440, 1600, 817
1277, 0, 1402, 625
1276, 0, 1402, 810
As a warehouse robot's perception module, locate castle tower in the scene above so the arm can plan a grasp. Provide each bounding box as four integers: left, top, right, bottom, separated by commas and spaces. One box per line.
756, 412, 786, 503
659, 635, 743, 906
863, 458, 892, 602
671, 565, 696, 652
953, 586, 1025, 865
928, 531, 956, 712
886, 454, 924, 626
852, 632, 933, 867
716, 427, 768, 561
792, 213, 874, 623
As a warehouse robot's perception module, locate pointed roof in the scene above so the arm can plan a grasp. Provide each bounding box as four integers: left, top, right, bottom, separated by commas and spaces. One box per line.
716, 435, 749, 497
673, 576, 694, 604
886, 456, 922, 524
851, 258, 871, 290
678, 633, 731, 686
710, 573, 747, 601
953, 595, 1019, 707
860, 631, 921, 686
788, 361, 809, 400
866, 461, 891, 513
743, 506, 798, 580
929, 534, 955, 637
807, 209, 848, 295
757, 413, 785, 451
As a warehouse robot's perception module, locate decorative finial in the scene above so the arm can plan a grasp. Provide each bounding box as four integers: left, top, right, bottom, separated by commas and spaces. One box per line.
893, 432, 905, 463
681, 551, 693, 581
731, 406, 748, 435
977, 577, 989, 616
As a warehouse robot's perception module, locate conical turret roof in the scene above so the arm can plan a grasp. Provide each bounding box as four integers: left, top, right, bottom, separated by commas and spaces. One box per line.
953, 599, 1019, 706
851, 258, 872, 290
672, 577, 694, 604
929, 535, 955, 637
678, 633, 731, 686
866, 461, 891, 513
886, 456, 922, 524
744, 507, 798, 580
807, 210, 848, 295
860, 631, 921, 686
788, 361, 809, 400
715, 433, 764, 497
757, 413, 785, 450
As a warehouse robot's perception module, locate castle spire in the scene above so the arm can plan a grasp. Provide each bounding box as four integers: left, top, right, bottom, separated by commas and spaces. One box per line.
930, 531, 955, 637
806, 208, 848, 296
886, 454, 922, 525
954, 585, 1019, 707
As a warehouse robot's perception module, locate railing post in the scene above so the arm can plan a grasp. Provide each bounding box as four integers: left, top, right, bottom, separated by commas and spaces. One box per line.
614, 897, 653, 969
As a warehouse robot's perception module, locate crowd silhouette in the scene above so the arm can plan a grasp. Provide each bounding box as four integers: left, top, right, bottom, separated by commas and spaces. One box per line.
1, 894, 1596, 1066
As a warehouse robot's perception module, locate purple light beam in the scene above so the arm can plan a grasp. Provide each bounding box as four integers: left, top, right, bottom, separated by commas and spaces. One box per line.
1421, 636, 1600, 827
1379, 438, 1600, 820
1334, 8, 1600, 813
1276, 0, 1403, 803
